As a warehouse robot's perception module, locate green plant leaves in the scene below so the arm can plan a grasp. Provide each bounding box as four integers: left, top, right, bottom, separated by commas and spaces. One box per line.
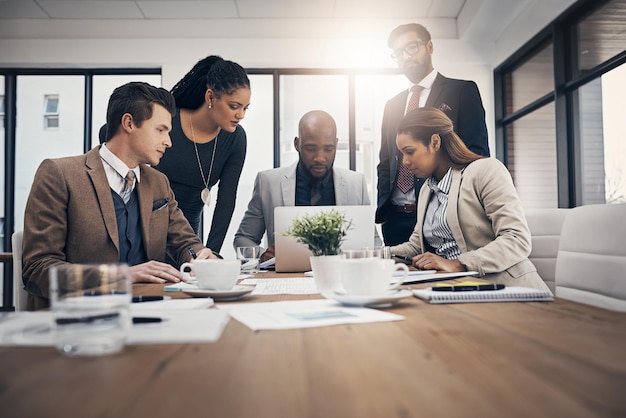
283, 209, 353, 256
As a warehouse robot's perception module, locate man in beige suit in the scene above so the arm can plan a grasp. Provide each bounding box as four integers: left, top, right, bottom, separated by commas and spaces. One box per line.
22, 82, 216, 310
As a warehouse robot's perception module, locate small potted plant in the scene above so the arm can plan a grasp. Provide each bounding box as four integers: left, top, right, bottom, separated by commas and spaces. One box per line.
284, 209, 353, 296
284, 209, 353, 256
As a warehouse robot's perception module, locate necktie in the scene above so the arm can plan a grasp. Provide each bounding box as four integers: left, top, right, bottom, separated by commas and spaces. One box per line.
121, 170, 136, 204
310, 183, 322, 205
396, 85, 423, 193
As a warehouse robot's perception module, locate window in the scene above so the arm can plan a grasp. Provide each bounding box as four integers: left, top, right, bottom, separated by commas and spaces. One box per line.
44, 95, 60, 129
0, 94, 4, 129
495, 0, 626, 208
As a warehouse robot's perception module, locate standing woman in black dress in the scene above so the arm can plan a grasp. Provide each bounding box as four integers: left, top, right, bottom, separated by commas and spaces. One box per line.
155, 55, 251, 253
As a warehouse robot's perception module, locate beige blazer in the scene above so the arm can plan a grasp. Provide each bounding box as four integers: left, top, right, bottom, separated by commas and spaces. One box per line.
22, 147, 205, 309
391, 158, 550, 292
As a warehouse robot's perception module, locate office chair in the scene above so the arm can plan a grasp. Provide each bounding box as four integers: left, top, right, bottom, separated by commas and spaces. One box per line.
525, 208, 569, 294
555, 203, 626, 311
11, 230, 27, 311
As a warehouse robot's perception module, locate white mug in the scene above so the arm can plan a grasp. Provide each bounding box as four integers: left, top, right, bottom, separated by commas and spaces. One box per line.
340, 258, 408, 296
179, 259, 240, 290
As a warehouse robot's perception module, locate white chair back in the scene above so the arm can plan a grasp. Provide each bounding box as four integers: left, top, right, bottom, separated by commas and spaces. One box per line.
555, 203, 626, 311
12, 231, 27, 311
525, 208, 569, 293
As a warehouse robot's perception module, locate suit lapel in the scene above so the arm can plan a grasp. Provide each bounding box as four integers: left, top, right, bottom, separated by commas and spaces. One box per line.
136, 167, 154, 255
282, 163, 297, 206
86, 148, 120, 251
425, 73, 446, 108
333, 168, 347, 205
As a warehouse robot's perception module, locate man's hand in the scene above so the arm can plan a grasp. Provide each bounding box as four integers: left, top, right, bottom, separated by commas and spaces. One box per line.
130, 260, 186, 284
411, 252, 466, 273
260, 245, 275, 262
194, 248, 218, 260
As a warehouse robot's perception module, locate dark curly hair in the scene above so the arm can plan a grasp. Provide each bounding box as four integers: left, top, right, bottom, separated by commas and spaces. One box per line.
170, 55, 250, 109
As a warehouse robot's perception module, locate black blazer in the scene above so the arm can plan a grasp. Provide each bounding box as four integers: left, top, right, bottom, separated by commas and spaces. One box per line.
375, 73, 490, 224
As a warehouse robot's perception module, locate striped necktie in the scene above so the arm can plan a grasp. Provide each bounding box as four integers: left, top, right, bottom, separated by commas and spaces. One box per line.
121, 170, 136, 204
396, 85, 423, 193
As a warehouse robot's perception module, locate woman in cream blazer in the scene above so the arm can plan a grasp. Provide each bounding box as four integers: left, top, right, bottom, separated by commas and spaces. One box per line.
390, 108, 550, 292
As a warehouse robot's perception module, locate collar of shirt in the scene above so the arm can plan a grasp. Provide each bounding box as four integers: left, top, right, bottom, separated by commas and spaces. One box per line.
426, 166, 453, 196
407, 69, 438, 108
296, 161, 332, 189
99, 144, 141, 193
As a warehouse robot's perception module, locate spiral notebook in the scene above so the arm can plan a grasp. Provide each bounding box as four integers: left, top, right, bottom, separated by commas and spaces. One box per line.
412, 286, 554, 304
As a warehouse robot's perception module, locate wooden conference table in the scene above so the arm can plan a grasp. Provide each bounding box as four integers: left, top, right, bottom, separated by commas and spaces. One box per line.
1, 272, 625, 418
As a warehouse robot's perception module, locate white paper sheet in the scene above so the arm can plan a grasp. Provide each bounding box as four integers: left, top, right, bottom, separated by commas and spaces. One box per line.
217, 299, 404, 330
402, 271, 480, 284
240, 277, 318, 295
0, 307, 229, 347
131, 298, 214, 311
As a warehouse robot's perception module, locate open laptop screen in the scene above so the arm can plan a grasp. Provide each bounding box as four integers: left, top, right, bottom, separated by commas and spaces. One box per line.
274, 205, 376, 272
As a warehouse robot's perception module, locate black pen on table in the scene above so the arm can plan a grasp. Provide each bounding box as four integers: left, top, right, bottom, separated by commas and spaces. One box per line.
132, 295, 169, 303
392, 254, 412, 263
56, 313, 164, 324
432, 283, 505, 292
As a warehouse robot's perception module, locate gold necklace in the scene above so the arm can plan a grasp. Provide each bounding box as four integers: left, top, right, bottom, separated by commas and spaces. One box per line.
189, 113, 218, 207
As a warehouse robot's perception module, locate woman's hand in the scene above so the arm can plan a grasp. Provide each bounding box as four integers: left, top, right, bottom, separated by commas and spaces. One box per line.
412, 252, 466, 273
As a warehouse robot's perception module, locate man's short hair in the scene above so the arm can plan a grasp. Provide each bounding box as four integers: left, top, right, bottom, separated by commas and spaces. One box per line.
387, 23, 432, 48
105, 82, 175, 142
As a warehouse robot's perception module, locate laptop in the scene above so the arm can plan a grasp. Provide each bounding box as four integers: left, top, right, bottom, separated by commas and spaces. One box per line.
274, 205, 376, 273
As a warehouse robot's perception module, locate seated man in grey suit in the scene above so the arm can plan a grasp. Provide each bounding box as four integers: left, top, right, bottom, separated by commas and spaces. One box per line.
234, 110, 370, 261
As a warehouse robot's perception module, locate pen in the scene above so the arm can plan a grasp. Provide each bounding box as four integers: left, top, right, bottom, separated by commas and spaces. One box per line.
132, 317, 163, 324
432, 283, 505, 292
392, 254, 412, 262
188, 247, 198, 259
56, 314, 163, 325
132, 295, 169, 303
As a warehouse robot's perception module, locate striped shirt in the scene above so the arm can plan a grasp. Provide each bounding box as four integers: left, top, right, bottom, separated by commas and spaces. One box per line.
423, 168, 461, 259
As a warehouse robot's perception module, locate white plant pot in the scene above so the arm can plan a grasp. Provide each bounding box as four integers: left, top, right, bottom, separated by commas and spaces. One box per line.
309, 255, 345, 297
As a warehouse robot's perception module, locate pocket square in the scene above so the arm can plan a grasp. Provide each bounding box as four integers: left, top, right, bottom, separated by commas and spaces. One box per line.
152, 198, 169, 211
439, 103, 452, 112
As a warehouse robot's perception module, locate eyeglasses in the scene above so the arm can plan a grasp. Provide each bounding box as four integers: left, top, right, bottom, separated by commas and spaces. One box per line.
390, 41, 427, 62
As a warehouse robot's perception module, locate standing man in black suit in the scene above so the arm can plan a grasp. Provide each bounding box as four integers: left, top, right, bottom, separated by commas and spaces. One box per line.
376, 23, 490, 246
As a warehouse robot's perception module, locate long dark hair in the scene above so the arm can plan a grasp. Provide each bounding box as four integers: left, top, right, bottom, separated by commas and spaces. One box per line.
170, 55, 250, 109
397, 107, 484, 168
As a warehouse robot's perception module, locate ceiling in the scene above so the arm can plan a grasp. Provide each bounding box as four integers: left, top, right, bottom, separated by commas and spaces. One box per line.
0, 0, 466, 20
0, 0, 529, 42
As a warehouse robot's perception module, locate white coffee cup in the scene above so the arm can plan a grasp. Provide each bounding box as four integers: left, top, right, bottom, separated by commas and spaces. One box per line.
179, 259, 240, 290
339, 258, 408, 296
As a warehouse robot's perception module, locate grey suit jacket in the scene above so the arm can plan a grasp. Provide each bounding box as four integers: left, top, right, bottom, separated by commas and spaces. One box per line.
391, 158, 550, 293
22, 147, 205, 309
234, 163, 371, 249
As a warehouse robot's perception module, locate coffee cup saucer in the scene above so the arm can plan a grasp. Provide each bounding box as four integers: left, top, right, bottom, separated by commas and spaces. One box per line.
182, 284, 256, 301
325, 289, 413, 307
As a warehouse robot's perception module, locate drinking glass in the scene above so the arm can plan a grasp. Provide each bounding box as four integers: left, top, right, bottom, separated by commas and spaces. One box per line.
236, 246, 262, 273
363, 246, 392, 259
50, 263, 132, 356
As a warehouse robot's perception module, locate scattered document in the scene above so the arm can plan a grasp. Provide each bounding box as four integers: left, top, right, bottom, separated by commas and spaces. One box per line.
217, 299, 404, 330
131, 298, 214, 311
402, 271, 480, 285
260, 257, 276, 269
240, 277, 318, 295
0, 307, 229, 347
